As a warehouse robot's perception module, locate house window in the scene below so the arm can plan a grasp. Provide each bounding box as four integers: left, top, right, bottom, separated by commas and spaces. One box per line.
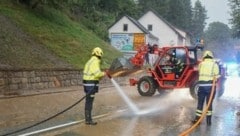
148, 24, 152, 31
123, 24, 128, 31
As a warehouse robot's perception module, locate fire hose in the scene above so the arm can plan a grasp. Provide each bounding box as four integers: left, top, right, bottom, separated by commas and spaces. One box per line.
1, 95, 87, 136
178, 77, 217, 136
2, 71, 112, 136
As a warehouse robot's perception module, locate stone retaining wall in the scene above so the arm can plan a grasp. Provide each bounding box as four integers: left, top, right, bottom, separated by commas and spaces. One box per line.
0, 68, 126, 96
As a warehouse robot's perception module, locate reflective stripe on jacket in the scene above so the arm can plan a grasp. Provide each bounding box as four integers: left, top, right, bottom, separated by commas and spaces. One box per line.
83, 56, 105, 81
198, 58, 219, 81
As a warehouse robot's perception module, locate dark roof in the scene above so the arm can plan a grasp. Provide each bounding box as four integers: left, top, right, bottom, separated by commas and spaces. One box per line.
108, 15, 158, 40
125, 15, 158, 39
143, 9, 185, 39
125, 15, 149, 34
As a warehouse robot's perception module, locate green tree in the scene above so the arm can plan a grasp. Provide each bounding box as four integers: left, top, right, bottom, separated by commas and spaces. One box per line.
181, 0, 193, 31
191, 0, 207, 41
98, 0, 120, 12
204, 22, 231, 42
78, 0, 100, 12
166, 0, 192, 31
138, 0, 193, 32
137, 0, 169, 17
204, 22, 233, 61
229, 0, 240, 38
117, 0, 140, 18
17, 0, 76, 9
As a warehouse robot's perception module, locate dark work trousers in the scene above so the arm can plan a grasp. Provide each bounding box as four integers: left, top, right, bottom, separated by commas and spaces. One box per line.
196, 83, 216, 118
83, 80, 99, 122
85, 93, 95, 111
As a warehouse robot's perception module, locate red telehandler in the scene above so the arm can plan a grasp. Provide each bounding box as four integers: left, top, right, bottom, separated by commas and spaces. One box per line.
109, 44, 226, 99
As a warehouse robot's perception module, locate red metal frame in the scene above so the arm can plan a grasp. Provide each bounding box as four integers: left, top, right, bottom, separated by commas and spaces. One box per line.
129, 45, 200, 89
130, 45, 149, 67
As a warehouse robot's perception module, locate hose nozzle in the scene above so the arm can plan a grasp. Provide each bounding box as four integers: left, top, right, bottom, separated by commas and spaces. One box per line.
105, 70, 112, 79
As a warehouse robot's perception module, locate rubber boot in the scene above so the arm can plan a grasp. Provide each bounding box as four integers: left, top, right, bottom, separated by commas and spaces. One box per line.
192, 116, 200, 124
85, 110, 97, 125
206, 116, 211, 126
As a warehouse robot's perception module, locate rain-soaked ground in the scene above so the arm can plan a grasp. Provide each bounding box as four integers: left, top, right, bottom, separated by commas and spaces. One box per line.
0, 76, 240, 136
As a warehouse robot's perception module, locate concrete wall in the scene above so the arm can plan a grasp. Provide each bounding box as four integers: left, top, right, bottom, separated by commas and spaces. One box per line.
0, 68, 126, 97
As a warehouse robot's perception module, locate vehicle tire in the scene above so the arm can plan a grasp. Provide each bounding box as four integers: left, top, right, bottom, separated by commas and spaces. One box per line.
190, 78, 225, 99
189, 80, 198, 99
137, 76, 157, 96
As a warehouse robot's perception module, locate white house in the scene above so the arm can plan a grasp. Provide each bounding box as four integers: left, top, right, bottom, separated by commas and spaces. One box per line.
108, 15, 158, 52
138, 10, 191, 47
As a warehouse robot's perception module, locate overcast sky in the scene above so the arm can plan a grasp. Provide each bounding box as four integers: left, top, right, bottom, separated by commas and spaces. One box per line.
191, 0, 231, 27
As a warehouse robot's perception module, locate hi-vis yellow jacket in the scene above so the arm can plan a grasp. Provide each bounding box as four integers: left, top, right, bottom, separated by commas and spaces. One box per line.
198, 58, 220, 81
83, 56, 105, 81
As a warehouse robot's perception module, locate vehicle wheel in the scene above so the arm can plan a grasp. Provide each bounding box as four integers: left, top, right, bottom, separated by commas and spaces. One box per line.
137, 76, 157, 96
190, 80, 198, 99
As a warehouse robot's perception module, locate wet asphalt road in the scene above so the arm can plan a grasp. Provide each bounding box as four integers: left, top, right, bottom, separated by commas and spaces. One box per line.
41, 76, 240, 136
1, 76, 240, 136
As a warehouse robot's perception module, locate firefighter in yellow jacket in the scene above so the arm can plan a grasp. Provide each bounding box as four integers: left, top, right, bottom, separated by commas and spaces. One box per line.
83, 47, 106, 125
192, 50, 220, 125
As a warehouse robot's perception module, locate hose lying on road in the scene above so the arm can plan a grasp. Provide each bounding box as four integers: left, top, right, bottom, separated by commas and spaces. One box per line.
1, 94, 87, 136
178, 77, 217, 136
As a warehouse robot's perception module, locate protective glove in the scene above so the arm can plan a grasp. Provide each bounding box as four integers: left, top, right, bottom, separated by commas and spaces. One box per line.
105, 69, 112, 79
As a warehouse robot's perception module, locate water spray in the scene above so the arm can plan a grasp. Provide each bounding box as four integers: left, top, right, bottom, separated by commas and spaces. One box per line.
106, 71, 169, 116
105, 71, 140, 114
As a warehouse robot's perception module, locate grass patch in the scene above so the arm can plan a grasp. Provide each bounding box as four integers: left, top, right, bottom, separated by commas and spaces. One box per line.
0, 1, 121, 69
